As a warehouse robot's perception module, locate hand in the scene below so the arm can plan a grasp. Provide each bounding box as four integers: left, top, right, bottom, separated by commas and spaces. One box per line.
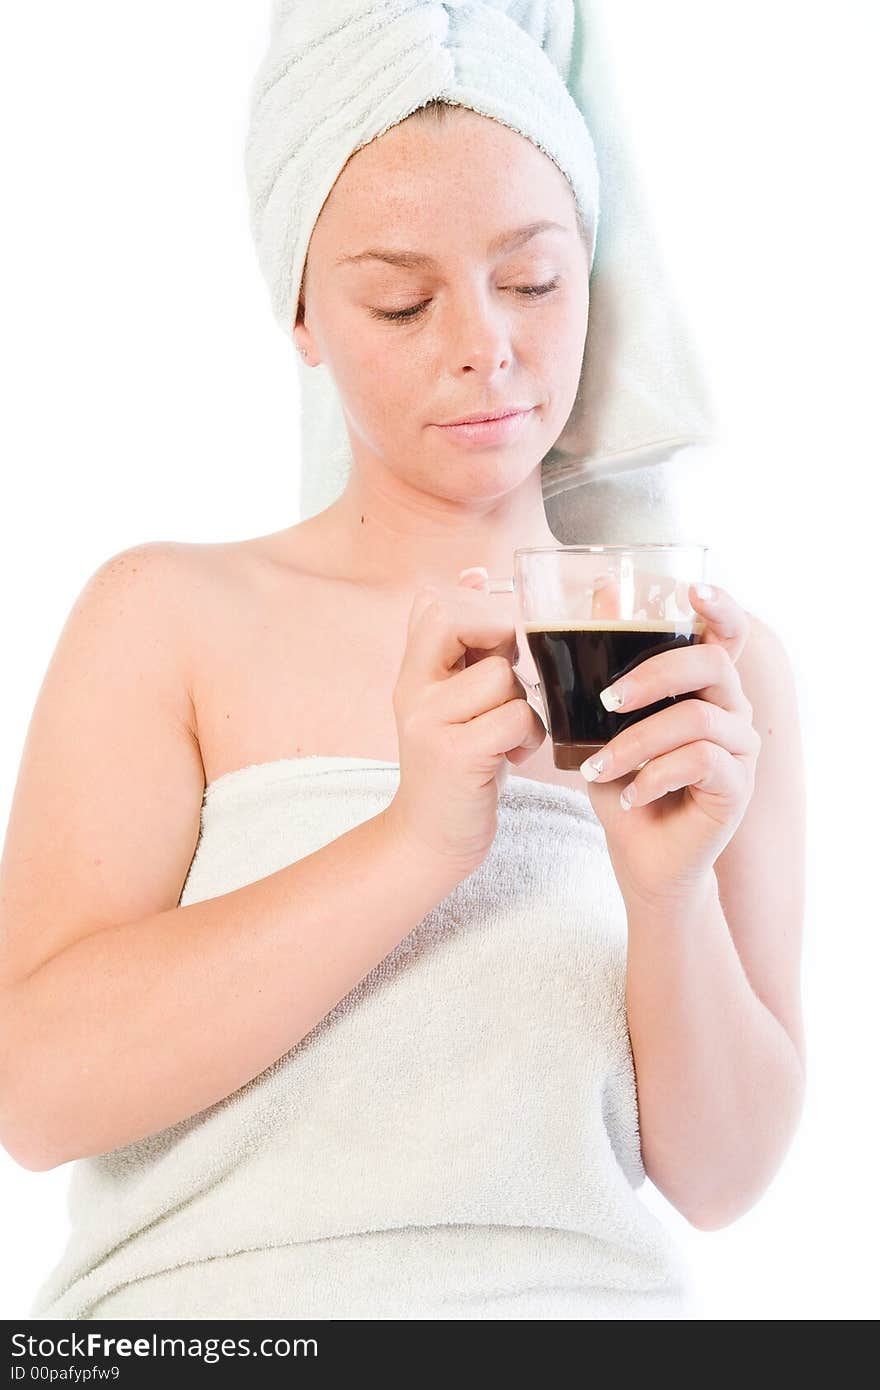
386, 572, 547, 876
579, 584, 761, 908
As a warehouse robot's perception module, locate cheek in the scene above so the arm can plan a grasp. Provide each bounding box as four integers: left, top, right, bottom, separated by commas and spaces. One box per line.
527, 301, 589, 433
524, 300, 587, 383
332, 337, 422, 440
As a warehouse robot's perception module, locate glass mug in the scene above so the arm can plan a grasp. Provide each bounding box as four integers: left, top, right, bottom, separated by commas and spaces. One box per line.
484, 544, 710, 771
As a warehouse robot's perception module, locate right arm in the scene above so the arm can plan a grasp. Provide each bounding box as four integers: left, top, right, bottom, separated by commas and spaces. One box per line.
0, 545, 468, 1171
0, 554, 540, 1171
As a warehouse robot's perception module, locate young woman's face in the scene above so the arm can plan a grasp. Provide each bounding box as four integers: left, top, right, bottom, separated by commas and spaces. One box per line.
295, 107, 591, 502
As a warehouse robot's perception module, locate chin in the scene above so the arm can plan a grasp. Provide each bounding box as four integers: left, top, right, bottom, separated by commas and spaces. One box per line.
426, 454, 545, 498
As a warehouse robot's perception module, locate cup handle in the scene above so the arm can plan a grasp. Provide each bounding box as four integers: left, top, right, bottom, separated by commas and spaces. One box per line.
519, 676, 549, 735
484, 574, 548, 733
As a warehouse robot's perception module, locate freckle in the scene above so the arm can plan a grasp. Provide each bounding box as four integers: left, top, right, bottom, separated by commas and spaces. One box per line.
360, 515, 365, 525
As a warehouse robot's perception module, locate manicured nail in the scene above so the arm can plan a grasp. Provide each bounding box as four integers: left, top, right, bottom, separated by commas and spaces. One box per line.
580, 753, 606, 781
620, 783, 636, 811
695, 583, 717, 602
600, 684, 626, 711
459, 566, 489, 583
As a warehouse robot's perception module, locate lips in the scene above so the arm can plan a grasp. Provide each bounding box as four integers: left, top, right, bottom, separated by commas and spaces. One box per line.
431, 407, 535, 447
438, 406, 532, 426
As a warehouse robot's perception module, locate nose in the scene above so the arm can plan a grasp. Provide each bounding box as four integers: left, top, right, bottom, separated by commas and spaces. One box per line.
447, 287, 513, 376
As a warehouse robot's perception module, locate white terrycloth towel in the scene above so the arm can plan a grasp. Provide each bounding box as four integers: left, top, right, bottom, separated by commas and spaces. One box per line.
29, 758, 693, 1321
244, 0, 717, 545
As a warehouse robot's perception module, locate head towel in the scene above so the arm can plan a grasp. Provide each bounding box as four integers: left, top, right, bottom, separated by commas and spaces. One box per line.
245, 0, 716, 545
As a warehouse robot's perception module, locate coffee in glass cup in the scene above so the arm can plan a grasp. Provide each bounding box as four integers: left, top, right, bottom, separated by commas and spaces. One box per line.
488, 545, 708, 771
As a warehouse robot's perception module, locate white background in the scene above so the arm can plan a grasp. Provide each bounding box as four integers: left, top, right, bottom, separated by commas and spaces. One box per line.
1, 1, 877, 1321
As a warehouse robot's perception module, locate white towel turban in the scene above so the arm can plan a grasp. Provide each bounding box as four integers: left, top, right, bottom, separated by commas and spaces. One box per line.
244, 0, 717, 545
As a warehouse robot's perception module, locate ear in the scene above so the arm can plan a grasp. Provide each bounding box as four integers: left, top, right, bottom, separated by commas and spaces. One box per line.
292, 300, 320, 366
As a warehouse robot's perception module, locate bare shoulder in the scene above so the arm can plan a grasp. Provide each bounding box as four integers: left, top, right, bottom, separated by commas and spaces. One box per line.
87, 537, 209, 597
94, 533, 304, 626
734, 606, 804, 790
78, 539, 199, 643
84, 537, 211, 651
738, 609, 801, 713
87, 526, 326, 674
741, 608, 788, 651
123, 527, 322, 696
158, 527, 320, 595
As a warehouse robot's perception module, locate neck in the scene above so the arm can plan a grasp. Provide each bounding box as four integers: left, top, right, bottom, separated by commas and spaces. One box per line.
308, 460, 560, 593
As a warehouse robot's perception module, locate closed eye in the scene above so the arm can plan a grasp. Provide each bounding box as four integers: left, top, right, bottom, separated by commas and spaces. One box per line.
368, 278, 561, 323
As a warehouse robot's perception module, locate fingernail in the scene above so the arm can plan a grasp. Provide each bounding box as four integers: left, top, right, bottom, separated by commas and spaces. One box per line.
620, 783, 636, 811
695, 583, 717, 602
600, 684, 626, 711
580, 753, 607, 781
458, 566, 489, 583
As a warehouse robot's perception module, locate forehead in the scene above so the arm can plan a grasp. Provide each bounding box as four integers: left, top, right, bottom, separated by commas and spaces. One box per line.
316, 108, 578, 250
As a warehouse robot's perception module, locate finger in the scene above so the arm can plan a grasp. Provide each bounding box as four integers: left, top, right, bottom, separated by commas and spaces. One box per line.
600, 639, 752, 718
464, 691, 546, 761
590, 572, 620, 620
590, 569, 679, 621
457, 566, 491, 591
688, 583, 752, 664
436, 652, 524, 724
455, 568, 521, 671
617, 739, 753, 816
643, 573, 678, 620
407, 587, 518, 679
509, 705, 548, 759
581, 700, 761, 784
406, 580, 496, 636
458, 566, 527, 666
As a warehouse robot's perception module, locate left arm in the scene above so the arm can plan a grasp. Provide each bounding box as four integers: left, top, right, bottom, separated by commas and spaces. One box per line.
582, 598, 807, 1229
628, 615, 806, 1230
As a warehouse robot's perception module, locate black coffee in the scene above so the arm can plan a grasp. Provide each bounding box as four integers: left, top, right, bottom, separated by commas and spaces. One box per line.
525, 619, 706, 771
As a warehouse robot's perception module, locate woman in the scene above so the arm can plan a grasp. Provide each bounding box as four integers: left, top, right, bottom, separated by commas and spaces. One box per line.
6, 3, 805, 1321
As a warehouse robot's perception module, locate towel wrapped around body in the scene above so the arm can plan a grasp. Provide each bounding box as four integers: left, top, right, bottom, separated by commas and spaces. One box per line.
29, 757, 692, 1321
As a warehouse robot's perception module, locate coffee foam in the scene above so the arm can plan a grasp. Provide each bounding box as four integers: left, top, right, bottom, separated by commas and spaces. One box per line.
524, 618, 707, 635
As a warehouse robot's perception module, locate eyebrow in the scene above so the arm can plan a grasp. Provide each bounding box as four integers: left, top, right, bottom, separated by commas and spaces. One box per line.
335, 219, 568, 269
